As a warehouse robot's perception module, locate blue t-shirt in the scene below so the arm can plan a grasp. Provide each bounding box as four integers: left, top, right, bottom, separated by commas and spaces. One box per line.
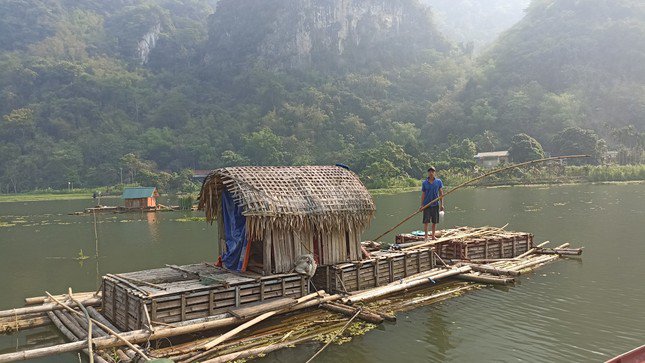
422, 178, 443, 207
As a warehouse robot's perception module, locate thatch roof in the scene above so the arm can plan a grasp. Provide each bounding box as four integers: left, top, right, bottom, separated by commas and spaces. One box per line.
198, 166, 376, 240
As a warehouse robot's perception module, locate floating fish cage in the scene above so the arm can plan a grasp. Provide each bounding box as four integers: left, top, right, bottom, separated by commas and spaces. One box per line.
436, 232, 533, 260
101, 263, 308, 331
396, 229, 534, 260
312, 248, 436, 293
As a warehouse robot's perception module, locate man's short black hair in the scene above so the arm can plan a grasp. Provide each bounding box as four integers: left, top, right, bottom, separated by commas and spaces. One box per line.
427, 166, 436, 172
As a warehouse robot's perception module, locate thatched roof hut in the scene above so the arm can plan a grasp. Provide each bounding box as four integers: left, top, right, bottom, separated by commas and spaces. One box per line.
198, 166, 376, 274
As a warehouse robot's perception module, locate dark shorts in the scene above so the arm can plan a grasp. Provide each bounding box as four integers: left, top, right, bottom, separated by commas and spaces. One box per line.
423, 205, 440, 224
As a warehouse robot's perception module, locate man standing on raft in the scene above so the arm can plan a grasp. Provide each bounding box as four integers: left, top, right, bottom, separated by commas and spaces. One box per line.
421, 166, 444, 241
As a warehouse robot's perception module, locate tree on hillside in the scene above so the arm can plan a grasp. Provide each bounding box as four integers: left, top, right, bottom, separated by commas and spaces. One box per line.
474, 130, 500, 152
508, 133, 544, 162
551, 127, 605, 164
242, 128, 284, 166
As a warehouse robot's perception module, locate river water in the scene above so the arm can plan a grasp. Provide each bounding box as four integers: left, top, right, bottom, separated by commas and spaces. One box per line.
0, 183, 643, 362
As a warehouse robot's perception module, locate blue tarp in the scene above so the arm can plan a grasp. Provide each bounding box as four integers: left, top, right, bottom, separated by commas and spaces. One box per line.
221, 190, 248, 271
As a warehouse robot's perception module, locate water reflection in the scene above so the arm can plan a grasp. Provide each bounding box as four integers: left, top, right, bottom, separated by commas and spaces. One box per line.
422, 308, 453, 361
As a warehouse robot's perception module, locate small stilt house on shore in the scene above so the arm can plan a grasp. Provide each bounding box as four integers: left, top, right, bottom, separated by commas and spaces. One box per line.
198, 166, 376, 275
122, 187, 159, 210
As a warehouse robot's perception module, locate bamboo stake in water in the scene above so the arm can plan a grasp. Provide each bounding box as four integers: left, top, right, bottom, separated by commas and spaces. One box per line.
68, 288, 93, 363
373, 155, 589, 242
305, 308, 362, 363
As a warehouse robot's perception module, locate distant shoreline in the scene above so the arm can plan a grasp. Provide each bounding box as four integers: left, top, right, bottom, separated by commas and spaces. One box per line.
369, 179, 645, 195
0, 193, 119, 203
0, 179, 643, 203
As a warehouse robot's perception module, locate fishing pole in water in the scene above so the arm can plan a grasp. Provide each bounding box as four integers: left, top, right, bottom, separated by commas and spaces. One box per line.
373, 154, 590, 242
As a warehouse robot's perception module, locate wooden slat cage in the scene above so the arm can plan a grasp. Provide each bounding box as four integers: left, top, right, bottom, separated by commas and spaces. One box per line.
198, 166, 376, 274
101, 264, 309, 331
312, 248, 436, 293
435, 232, 533, 260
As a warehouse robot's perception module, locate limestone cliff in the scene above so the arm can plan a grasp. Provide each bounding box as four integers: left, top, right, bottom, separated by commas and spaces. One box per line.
206, 0, 449, 72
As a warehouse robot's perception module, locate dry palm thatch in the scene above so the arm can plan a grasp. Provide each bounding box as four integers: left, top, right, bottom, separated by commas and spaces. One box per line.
198, 166, 376, 241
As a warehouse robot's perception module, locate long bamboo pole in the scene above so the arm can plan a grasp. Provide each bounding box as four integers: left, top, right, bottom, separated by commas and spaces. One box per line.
0, 294, 342, 362
197, 291, 325, 352
403, 224, 508, 251
0, 298, 102, 318
304, 308, 362, 363
373, 155, 589, 242
68, 289, 93, 363
345, 265, 472, 304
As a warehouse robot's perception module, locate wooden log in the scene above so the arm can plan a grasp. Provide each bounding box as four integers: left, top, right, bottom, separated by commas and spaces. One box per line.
68, 289, 94, 363
0, 341, 88, 362
515, 240, 551, 259
345, 266, 472, 304
86, 308, 136, 361
0, 293, 342, 362
0, 314, 51, 333
200, 291, 325, 351
320, 302, 383, 324
53, 311, 86, 341
199, 332, 322, 363
462, 263, 520, 277
47, 312, 108, 363
45, 292, 150, 361
509, 255, 559, 272
534, 248, 583, 256
24, 292, 98, 306
0, 298, 102, 318
456, 273, 515, 285
508, 243, 570, 272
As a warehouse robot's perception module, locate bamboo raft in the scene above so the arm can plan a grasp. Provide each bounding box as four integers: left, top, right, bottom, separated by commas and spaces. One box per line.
0, 227, 583, 363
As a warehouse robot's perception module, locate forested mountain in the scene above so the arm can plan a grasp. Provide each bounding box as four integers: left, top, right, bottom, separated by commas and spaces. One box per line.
0, 0, 642, 193
428, 0, 645, 147
420, 0, 530, 53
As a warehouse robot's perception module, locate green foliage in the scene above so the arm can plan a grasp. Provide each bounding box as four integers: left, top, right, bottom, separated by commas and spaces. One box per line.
508, 133, 545, 162
551, 127, 604, 164
0, 0, 642, 194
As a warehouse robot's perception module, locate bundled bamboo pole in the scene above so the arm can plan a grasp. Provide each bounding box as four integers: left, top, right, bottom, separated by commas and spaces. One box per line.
197, 291, 325, 353
456, 273, 515, 285
460, 263, 520, 277
0, 293, 342, 362
0, 298, 101, 319
345, 266, 472, 304
198, 327, 340, 363
373, 155, 589, 242
24, 292, 98, 306
0, 313, 51, 332
402, 225, 509, 251
68, 289, 93, 363
512, 241, 550, 260
320, 303, 384, 324
46, 312, 108, 363
44, 292, 150, 361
